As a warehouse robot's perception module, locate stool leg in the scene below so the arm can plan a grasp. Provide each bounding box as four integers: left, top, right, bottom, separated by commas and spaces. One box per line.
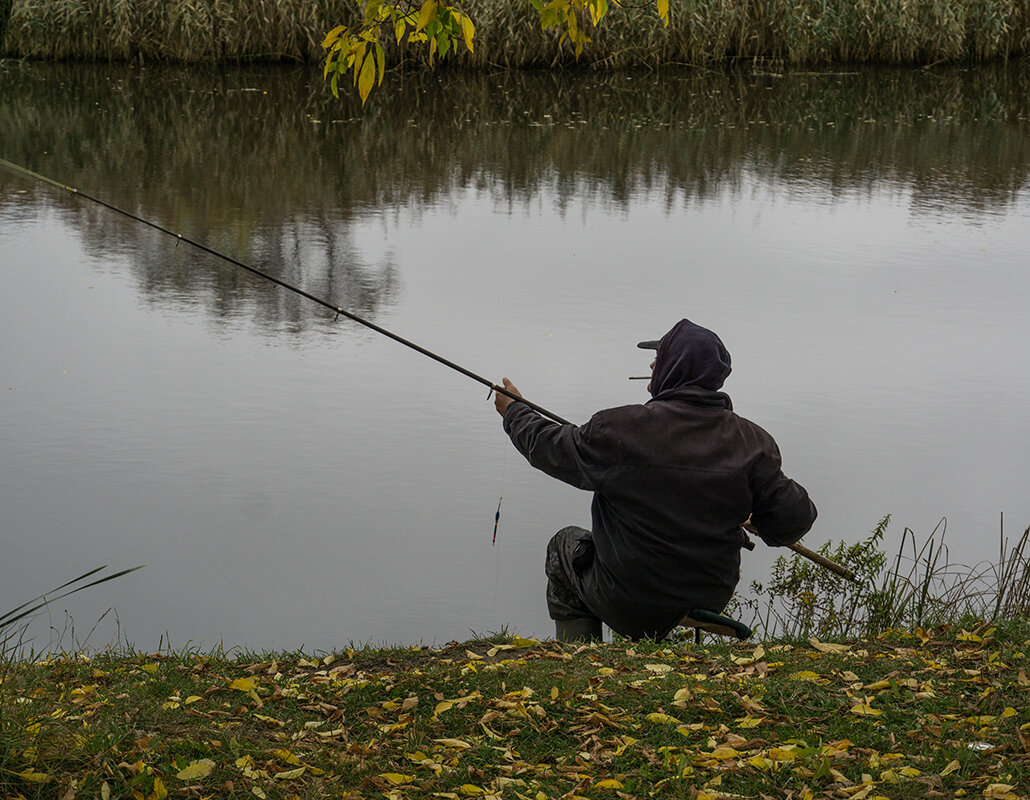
695, 627, 701, 645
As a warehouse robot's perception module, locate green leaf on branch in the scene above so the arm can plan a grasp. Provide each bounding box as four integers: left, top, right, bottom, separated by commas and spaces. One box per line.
322, 0, 668, 104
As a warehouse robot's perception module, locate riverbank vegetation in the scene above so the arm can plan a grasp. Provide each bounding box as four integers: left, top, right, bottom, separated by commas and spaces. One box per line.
3, 518, 1028, 798
2, 624, 1029, 799
4, 0, 1030, 66
741, 516, 1030, 640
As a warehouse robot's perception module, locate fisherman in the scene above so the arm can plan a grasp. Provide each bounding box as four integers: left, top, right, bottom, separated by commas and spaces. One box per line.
494, 318, 817, 643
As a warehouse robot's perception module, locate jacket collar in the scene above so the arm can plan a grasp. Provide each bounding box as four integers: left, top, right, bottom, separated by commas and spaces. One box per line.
648, 385, 733, 411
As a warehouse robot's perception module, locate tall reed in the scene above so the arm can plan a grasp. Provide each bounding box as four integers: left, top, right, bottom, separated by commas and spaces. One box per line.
3, 0, 1028, 64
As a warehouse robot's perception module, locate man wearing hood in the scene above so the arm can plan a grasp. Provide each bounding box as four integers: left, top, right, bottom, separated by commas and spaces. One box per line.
494, 319, 817, 642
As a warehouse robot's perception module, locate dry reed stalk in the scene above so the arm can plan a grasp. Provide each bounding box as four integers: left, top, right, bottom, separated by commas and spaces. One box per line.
3, 0, 1028, 64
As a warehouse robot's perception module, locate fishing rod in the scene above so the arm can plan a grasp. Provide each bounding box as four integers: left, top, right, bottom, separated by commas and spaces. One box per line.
3, 159, 857, 583
0, 157, 570, 426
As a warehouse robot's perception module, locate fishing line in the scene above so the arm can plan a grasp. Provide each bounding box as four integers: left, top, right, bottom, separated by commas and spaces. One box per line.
1, 160, 862, 585
491, 446, 509, 628
0, 157, 571, 426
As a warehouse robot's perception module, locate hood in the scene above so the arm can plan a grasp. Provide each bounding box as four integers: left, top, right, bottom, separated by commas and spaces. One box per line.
649, 319, 732, 397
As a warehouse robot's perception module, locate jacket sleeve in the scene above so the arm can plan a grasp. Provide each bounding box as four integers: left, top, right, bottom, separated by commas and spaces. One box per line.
501, 401, 602, 491
749, 442, 818, 547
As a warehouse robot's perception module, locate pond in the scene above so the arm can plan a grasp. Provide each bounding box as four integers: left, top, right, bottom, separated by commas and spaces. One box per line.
2, 62, 1029, 652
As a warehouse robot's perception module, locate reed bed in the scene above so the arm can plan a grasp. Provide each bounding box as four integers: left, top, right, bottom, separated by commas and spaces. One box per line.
3, 0, 1029, 64
743, 515, 1030, 641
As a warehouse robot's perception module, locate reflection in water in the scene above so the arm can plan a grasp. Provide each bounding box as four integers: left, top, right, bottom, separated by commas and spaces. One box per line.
2, 62, 1028, 332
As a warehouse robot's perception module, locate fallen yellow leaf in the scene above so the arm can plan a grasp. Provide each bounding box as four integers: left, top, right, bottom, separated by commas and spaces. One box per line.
809, 638, 852, 654
850, 703, 882, 716
14, 769, 50, 783
434, 738, 472, 749
149, 775, 168, 799
378, 773, 414, 785
983, 784, 1018, 800
594, 779, 624, 789
175, 759, 215, 780
273, 767, 306, 780
613, 735, 638, 756
647, 712, 681, 725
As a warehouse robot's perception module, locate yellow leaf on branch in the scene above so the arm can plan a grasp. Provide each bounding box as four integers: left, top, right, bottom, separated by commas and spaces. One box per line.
656, 0, 669, 27
416, 0, 438, 32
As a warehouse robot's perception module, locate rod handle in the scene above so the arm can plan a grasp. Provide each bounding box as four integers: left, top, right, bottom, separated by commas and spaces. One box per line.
788, 542, 861, 584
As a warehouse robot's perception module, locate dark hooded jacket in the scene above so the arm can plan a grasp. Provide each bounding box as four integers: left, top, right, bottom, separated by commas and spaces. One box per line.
502, 319, 816, 639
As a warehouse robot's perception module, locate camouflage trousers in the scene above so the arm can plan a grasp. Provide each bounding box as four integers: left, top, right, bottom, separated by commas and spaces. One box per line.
544, 526, 602, 622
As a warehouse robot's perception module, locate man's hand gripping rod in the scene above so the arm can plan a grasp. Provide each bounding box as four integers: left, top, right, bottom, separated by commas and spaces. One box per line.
743, 522, 860, 584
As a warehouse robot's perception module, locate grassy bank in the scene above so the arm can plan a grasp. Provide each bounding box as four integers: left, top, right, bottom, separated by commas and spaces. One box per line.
3, 0, 1029, 65
2, 623, 1029, 799
3, 522, 1028, 797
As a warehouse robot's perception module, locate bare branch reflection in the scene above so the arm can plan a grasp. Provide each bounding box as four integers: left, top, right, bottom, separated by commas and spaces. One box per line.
1, 62, 1027, 333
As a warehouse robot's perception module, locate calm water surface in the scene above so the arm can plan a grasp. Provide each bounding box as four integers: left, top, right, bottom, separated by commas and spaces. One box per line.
2, 63, 1029, 651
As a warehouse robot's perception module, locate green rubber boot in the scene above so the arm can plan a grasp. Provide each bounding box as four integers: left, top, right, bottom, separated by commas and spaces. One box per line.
555, 617, 602, 643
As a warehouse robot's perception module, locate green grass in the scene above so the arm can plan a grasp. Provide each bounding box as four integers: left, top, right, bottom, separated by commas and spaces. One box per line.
3, 0, 1029, 64
2, 623, 1029, 798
